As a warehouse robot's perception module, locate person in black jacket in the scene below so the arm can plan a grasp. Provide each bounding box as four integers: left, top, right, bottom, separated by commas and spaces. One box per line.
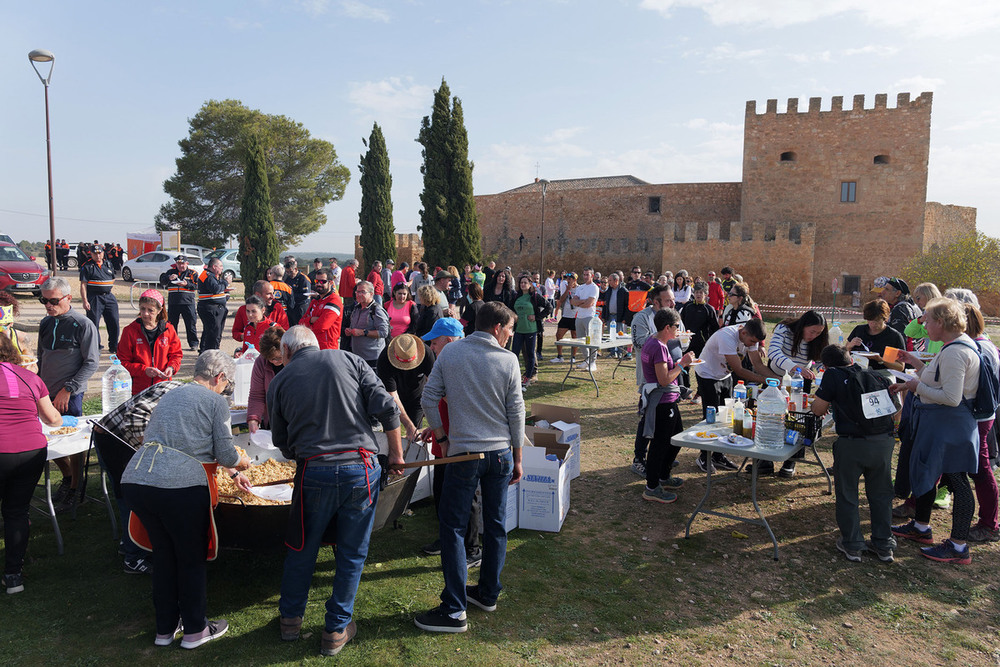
414, 285, 444, 338
483, 268, 515, 309
601, 272, 629, 359
197, 257, 231, 352
511, 274, 551, 387
160, 255, 200, 350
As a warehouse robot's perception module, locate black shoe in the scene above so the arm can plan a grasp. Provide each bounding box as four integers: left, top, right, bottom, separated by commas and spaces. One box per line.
54, 493, 78, 515
414, 606, 468, 633
746, 462, 775, 475
123, 557, 153, 575
713, 454, 739, 471
778, 463, 796, 478
466, 548, 483, 569
466, 585, 497, 612
3, 572, 24, 594
421, 539, 441, 556
52, 479, 72, 504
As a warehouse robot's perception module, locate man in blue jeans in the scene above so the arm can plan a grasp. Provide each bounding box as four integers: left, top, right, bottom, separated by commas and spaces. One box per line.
415, 302, 525, 633
268, 326, 404, 657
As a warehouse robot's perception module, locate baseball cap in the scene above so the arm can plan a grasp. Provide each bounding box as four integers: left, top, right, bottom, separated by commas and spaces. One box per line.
434, 269, 455, 281
420, 317, 465, 341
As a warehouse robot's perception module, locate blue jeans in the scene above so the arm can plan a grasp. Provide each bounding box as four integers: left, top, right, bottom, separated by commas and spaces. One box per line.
279, 460, 380, 632
438, 449, 513, 612
511, 332, 537, 379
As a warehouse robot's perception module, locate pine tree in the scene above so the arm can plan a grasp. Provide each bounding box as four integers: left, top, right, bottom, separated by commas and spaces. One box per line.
445, 98, 482, 268
358, 122, 396, 275
238, 132, 280, 290
417, 79, 452, 268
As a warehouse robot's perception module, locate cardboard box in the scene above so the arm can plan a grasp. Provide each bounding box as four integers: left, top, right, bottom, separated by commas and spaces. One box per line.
504, 481, 519, 533
518, 442, 572, 532
525, 403, 581, 480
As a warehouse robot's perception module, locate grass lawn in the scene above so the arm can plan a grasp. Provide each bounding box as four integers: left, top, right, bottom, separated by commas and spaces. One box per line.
5, 319, 1000, 665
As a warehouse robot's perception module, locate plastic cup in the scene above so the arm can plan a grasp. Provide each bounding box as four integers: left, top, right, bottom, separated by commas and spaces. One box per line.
883, 346, 900, 363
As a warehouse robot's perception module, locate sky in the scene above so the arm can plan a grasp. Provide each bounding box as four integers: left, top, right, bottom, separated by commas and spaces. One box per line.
3, 0, 1000, 254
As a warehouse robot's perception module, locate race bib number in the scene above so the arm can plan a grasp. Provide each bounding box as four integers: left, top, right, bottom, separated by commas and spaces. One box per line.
861, 389, 894, 419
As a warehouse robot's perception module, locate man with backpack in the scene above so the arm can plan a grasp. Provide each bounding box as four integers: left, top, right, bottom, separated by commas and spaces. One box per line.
811, 344, 897, 563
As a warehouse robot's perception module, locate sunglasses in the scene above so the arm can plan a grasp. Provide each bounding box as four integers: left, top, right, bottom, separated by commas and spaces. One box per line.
631, 271, 641, 274
39, 295, 71, 306
314, 279, 329, 285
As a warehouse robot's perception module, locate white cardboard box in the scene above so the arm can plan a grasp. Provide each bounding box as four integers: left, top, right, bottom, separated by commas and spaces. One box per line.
518, 443, 572, 532
525, 403, 581, 480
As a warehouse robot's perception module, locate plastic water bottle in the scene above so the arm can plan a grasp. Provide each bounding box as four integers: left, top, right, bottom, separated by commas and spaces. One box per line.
733, 380, 747, 403
790, 367, 804, 410
754, 379, 788, 450
102, 355, 132, 414
830, 322, 844, 347
233, 344, 259, 407
608, 316, 617, 338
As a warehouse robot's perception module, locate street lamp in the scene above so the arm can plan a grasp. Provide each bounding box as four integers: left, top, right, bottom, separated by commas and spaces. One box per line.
538, 179, 549, 280
29, 48, 57, 275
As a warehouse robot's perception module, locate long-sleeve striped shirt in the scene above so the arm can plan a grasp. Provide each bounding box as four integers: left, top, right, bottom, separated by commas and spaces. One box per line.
766, 323, 813, 375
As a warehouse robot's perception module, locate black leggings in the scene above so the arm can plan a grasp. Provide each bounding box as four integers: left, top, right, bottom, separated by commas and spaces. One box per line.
0, 448, 46, 574
915, 472, 975, 541
645, 402, 683, 489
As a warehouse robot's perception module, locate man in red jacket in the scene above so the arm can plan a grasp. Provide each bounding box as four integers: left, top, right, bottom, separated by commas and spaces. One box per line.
300, 269, 343, 349
366, 260, 385, 306
706, 270, 726, 313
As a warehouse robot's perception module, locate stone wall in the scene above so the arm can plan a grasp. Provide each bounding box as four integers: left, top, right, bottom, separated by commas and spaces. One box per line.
353, 232, 425, 270
922, 202, 978, 251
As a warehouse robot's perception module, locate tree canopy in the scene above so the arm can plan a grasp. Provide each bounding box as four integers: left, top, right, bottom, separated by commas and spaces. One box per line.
155, 99, 350, 249
416, 79, 481, 269
358, 122, 395, 274
238, 132, 280, 288
903, 231, 1000, 297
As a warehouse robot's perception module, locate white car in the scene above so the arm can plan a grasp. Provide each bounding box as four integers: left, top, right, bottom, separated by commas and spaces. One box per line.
121, 251, 204, 282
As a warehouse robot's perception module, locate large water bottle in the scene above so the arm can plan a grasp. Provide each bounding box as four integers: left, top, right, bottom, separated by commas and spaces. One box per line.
830, 322, 845, 347
233, 344, 259, 407
587, 315, 603, 343
790, 367, 804, 410
754, 378, 788, 450
102, 355, 132, 414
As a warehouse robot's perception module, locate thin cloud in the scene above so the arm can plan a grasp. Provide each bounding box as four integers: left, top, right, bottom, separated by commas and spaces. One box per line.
639, 0, 1000, 38
890, 76, 944, 93
347, 77, 433, 118
341, 0, 390, 22
295, 0, 331, 16
226, 17, 262, 31
844, 45, 899, 57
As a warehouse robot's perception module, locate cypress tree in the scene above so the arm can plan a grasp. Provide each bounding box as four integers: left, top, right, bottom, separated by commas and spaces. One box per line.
238, 132, 280, 291
417, 79, 452, 268
445, 98, 482, 268
358, 122, 396, 275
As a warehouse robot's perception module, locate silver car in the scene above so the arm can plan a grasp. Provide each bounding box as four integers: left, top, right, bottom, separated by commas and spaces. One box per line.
204, 248, 241, 282
121, 251, 204, 282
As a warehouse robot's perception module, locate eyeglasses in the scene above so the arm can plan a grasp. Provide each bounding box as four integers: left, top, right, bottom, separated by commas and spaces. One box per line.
631, 270, 641, 274
39, 295, 70, 306
314, 280, 328, 285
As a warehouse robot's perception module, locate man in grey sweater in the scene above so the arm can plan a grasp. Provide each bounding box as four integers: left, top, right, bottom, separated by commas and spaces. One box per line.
37, 277, 100, 512
268, 325, 403, 657
414, 301, 525, 634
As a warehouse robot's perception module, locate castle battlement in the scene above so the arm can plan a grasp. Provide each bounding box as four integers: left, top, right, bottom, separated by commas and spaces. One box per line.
746, 91, 932, 116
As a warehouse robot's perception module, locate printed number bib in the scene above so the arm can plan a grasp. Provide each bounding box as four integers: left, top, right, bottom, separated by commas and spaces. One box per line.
861, 389, 895, 419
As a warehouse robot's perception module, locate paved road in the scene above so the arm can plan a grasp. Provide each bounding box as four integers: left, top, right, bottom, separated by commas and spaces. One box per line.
11, 275, 244, 399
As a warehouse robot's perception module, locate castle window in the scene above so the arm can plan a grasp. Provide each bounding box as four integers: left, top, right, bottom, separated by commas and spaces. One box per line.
697, 222, 709, 241
648, 196, 661, 214
764, 224, 776, 242
874, 154, 890, 165
840, 181, 857, 203
789, 225, 801, 244
719, 221, 731, 241
843, 275, 861, 295
780, 151, 797, 162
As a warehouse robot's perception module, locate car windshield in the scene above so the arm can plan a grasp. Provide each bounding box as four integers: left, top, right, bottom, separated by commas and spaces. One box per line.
0, 245, 30, 262
206, 250, 227, 260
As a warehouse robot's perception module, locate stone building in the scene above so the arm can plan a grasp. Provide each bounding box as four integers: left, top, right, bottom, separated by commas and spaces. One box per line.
474, 92, 976, 306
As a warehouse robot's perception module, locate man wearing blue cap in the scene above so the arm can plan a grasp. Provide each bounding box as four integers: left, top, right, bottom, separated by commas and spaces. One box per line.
415, 303, 524, 634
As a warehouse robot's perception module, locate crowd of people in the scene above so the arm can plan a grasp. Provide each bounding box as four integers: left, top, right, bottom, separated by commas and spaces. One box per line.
2, 251, 999, 657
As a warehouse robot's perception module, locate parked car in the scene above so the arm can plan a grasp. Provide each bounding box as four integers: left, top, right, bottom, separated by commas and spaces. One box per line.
0, 242, 50, 295
121, 251, 204, 282
178, 244, 213, 262
204, 248, 242, 282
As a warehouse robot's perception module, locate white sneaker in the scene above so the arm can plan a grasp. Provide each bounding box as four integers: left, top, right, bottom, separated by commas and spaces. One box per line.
550, 356, 565, 363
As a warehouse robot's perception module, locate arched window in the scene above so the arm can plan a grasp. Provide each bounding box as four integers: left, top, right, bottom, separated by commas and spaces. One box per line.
780, 151, 797, 162
874, 154, 890, 165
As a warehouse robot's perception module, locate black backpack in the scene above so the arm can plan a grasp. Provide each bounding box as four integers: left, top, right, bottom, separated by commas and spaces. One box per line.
936, 339, 1000, 420
833, 366, 895, 436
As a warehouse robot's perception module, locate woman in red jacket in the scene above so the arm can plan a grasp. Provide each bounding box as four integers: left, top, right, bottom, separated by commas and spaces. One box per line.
117, 289, 183, 394
235, 295, 277, 356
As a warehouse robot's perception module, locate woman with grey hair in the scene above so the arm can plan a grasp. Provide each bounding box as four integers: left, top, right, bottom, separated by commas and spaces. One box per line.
944, 287, 980, 309
122, 350, 251, 650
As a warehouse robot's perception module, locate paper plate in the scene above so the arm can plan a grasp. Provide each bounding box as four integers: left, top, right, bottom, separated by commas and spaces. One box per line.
717, 434, 754, 447
250, 485, 293, 503
913, 351, 936, 361
852, 351, 879, 358
688, 359, 705, 365
691, 430, 725, 441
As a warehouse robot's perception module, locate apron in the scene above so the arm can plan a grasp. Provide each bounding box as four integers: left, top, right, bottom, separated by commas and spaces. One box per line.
127, 443, 221, 561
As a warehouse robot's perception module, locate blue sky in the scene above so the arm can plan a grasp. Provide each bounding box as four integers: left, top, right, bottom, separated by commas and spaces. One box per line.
3, 0, 999, 253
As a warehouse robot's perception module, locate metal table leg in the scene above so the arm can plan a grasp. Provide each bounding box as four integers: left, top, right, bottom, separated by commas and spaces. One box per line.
44, 463, 64, 556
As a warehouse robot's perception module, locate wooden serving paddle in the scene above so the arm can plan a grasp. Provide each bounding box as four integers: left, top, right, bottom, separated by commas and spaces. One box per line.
247, 452, 483, 485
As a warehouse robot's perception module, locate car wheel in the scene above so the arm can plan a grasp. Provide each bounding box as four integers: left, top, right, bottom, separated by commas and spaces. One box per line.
67, 257, 78, 269
122, 267, 133, 282
223, 270, 236, 282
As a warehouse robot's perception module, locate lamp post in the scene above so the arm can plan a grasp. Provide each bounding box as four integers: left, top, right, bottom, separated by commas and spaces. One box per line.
538, 179, 548, 280
29, 48, 57, 275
